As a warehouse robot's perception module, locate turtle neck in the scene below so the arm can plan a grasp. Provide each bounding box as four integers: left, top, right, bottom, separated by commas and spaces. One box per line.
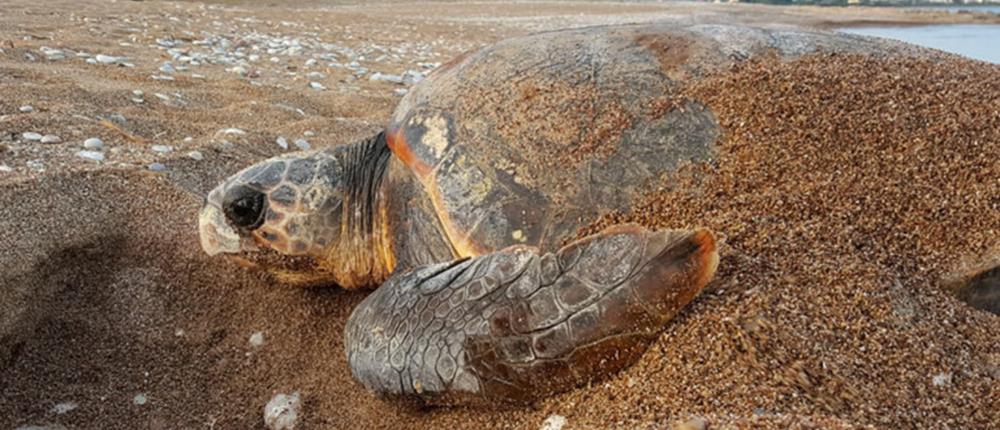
331, 131, 395, 288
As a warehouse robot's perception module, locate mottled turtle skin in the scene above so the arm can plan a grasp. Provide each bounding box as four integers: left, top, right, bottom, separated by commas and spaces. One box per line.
199, 24, 909, 405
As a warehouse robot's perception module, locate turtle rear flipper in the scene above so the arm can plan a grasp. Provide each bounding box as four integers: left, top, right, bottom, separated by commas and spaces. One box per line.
345, 225, 718, 405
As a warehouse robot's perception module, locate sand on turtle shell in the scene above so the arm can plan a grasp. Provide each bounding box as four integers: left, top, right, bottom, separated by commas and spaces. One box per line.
1, 1, 999, 429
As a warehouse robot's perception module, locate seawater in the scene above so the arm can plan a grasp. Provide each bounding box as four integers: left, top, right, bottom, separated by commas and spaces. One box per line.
840, 24, 1000, 64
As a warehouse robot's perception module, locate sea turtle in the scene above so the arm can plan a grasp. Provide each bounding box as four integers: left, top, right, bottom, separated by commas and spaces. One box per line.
198, 24, 906, 405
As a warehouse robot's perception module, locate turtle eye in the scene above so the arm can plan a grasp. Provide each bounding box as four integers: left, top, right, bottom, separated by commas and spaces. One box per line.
223, 185, 267, 230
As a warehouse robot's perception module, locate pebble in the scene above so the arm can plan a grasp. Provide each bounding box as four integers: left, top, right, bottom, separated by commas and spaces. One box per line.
19, 105, 33, 113
40, 46, 65, 60
76, 150, 105, 162
394, 88, 409, 96
83, 138, 103, 149
26, 160, 44, 171
932, 372, 952, 387
539, 414, 566, 430
220, 128, 247, 136
50, 401, 78, 415
22, 132, 43, 141
187, 151, 204, 161
263, 392, 301, 430
148, 162, 166, 172
150, 75, 175, 81
0, 164, 12, 173
40, 135, 61, 144
673, 418, 708, 430
369, 72, 404, 84
132, 89, 144, 97
151, 144, 173, 153
308, 81, 326, 90
276, 136, 289, 150
249, 331, 265, 348
303, 130, 315, 137
132, 393, 147, 406
159, 62, 177, 74
154, 93, 171, 102
94, 54, 125, 65
294, 139, 310, 150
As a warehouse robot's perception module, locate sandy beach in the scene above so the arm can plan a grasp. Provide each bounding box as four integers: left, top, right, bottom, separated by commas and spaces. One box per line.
1, 1, 997, 429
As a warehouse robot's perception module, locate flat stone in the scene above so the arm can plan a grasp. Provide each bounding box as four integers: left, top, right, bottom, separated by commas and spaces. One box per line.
76, 150, 105, 162
148, 162, 166, 172
19, 105, 33, 113
21, 132, 42, 141
187, 151, 204, 161
294, 139, 310, 150
83, 138, 103, 149
40, 135, 61, 144
151, 145, 173, 153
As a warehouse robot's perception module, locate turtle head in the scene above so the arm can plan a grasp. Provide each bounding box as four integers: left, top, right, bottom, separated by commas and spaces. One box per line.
199, 150, 347, 286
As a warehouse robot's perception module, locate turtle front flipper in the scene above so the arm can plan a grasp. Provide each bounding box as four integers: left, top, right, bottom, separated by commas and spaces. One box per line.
345, 224, 719, 405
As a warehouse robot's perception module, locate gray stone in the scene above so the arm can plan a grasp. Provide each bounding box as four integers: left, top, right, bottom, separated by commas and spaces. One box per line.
21, 132, 43, 141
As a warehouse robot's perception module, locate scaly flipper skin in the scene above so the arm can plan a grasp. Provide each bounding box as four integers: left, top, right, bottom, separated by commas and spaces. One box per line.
345, 224, 718, 405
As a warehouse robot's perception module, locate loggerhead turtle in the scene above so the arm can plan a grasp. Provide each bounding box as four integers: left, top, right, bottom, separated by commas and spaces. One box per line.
198, 24, 907, 405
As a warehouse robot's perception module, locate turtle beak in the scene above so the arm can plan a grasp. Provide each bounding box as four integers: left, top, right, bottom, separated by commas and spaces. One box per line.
199, 187, 257, 256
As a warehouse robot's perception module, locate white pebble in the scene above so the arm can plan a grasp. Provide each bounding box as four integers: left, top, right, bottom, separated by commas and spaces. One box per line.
40, 135, 61, 144
540, 414, 566, 430
151, 144, 173, 153
264, 392, 301, 430
932, 372, 952, 387
187, 151, 204, 161
394, 88, 409, 96
249, 331, 265, 348
132, 89, 144, 97
95, 54, 124, 64
303, 130, 315, 137
276, 136, 289, 150
22, 132, 42, 141
294, 139, 310, 150
132, 393, 147, 406
0, 164, 12, 173
83, 138, 103, 149
50, 401, 78, 414
19, 105, 33, 113
220, 128, 247, 136
308, 81, 326, 90
76, 150, 104, 162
